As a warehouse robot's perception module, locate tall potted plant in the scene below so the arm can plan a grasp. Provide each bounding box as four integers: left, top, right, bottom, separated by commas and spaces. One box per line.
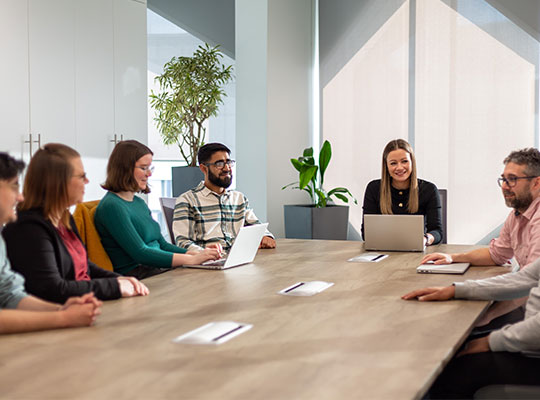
282, 140, 356, 239
149, 44, 233, 196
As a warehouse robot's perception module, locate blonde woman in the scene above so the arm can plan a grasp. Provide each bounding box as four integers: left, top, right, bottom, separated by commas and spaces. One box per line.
362, 139, 442, 245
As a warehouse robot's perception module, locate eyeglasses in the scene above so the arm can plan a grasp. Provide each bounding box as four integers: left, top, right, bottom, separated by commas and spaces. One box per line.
497, 176, 538, 188
203, 160, 236, 169
136, 165, 155, 174
73, 173, 87, 180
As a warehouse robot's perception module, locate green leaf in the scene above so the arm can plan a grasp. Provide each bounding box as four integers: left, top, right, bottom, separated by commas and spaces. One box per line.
319, 140, 332, 185
290, 158, 303, 172
303, 147, 314, 157
334, 193, 349, 203
299, 165, 318, 189
281, 182, 299, 190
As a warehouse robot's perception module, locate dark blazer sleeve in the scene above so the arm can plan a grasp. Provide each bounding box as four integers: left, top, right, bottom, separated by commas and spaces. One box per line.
361, 180, 381, 240
3, 218, 121, 303
422, 182, 443, 245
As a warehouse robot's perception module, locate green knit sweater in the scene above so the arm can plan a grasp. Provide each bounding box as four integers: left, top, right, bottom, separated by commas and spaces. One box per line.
95, 192, 186, 274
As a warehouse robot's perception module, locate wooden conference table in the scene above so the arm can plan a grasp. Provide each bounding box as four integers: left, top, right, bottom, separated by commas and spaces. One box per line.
0, 239, 506, 400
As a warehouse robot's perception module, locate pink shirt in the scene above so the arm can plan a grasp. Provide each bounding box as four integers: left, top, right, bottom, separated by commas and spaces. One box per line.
489, 196, 540, 269
56, 224, 90, 281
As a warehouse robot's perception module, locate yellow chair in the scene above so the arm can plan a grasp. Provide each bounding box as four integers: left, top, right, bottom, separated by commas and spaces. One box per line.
73, 200, 114, 271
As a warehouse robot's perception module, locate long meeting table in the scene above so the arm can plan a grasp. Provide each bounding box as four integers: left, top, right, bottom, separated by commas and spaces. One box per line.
0, 239, 506, 399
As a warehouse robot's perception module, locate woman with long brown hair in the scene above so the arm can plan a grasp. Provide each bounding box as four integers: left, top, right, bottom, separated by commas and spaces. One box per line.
94, 140, 220, 279
3, 143, 148, 303
362, 139, 443, 245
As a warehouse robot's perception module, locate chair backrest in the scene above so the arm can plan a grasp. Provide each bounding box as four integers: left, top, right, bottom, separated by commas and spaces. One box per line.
438, 189, 447, 244
73, 200, 114, 271
159, 197, 176, 244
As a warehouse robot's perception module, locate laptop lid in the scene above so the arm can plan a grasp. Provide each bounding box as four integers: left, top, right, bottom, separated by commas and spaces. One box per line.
416, 262, 470, 274
364, 214, 425, 252
186, 223, 268, 270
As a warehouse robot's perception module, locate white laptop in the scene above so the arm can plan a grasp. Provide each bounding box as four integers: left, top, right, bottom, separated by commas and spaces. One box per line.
417, 262, 470, 274
364, 214, 425, 252
184, 223, 268, 270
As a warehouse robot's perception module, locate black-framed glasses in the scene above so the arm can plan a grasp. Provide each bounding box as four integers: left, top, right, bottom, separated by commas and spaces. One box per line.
497, 176, 538, 188
203, 160, 236, 169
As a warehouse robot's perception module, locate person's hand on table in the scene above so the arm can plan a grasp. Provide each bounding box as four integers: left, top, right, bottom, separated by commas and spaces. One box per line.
401, 286, 455, 301
259, 236, 276, 249
457, 336, 491, 357
117, 276, 149, 297
61, 292, 102, 309
421, 252, 453, 265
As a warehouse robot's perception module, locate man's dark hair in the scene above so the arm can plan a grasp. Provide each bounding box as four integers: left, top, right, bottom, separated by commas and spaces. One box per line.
0, 152, 25, 180
504, 148, 540, 177
197, 143, 231, 165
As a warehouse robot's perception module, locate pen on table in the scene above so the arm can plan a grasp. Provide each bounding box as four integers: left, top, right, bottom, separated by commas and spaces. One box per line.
284, 282, 305, 293
212, 325, 244, 341
372, 254, 385, 262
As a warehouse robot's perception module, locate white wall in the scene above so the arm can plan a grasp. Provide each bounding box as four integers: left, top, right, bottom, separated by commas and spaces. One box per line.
320, 0, 539, 244
236, 0, 313, 237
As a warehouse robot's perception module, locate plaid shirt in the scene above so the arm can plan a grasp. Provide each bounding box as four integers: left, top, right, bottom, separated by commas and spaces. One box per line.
173, 182, 273, 251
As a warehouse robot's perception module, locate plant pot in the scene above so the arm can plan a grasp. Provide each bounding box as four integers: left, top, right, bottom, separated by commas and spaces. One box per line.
283, 205, 349, 240
171, 166, 204, 197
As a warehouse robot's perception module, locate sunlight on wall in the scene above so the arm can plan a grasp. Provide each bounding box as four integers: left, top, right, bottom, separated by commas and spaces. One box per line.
322, 1, 410, 239
322, 0, 537, 243
415, 0, 535, 243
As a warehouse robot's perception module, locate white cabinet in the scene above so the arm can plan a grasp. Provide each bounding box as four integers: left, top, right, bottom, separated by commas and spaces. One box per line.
113, 0, 147, 145
74, 0, 115, 158
0, 0, 147, 166
29, 0, 76, 149
0, 0, 30, 161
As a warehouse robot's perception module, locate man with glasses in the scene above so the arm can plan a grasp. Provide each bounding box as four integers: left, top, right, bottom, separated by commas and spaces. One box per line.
173, 143, 275, 252
422, 148, 540, 327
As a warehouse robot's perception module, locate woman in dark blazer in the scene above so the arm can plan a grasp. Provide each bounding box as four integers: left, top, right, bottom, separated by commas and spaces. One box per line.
362, 139, 443, 245
3, 143, 148, 303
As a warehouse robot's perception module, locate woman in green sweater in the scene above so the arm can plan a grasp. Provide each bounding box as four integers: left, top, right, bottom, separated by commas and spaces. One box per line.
95, 140, 221, 279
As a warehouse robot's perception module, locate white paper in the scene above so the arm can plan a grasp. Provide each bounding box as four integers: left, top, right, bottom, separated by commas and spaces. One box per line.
278, 281, 334, 296
347, 253, 388, 263
172, 321, 252, 345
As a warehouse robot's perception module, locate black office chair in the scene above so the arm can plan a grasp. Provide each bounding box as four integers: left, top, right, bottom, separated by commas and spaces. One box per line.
475, 384, 540, 399
438, 188, 447, 244
159, 197, 176, 244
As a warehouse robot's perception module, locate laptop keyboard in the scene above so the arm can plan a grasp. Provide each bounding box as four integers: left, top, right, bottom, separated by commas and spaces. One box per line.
202, 258, 227, 266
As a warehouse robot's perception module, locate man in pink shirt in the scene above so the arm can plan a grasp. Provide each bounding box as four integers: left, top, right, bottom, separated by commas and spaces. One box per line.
422, 148, 540, 326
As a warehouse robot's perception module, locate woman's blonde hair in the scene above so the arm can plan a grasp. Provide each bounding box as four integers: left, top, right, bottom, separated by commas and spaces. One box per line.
380, 139, 418, 214
19, 143, 80, 227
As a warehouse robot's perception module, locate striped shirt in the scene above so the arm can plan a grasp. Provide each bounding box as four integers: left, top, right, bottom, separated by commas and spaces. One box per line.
173, 182, 273, 251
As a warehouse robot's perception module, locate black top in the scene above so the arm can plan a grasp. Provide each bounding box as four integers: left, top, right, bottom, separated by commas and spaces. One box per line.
3, 209, 121, 303
362, 179, 443, 244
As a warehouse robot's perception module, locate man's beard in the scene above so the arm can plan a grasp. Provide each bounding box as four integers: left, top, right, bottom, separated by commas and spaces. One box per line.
503, 189, 533, 211
208, 169, 232, 188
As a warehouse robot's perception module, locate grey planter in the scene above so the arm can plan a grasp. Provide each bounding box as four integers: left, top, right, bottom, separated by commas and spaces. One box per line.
284, 205, 349, 240
171, 166, 204, 197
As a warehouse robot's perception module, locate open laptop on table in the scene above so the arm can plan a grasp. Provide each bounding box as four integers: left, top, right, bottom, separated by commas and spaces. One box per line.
184, 223, 268, 270
364, 214, 425, 252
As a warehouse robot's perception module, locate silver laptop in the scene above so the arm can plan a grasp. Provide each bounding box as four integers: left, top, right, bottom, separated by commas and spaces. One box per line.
417, 262, 470, 274
184, 223, 268, 270
364, 214, 425, 252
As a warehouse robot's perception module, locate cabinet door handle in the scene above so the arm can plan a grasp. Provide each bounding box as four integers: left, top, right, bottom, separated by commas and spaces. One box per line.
33, 133, 41, 149
24, 133, 33, 157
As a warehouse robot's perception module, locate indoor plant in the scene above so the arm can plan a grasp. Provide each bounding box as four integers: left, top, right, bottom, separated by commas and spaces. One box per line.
282, 140, 356, 239
149, 44, 233, 195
